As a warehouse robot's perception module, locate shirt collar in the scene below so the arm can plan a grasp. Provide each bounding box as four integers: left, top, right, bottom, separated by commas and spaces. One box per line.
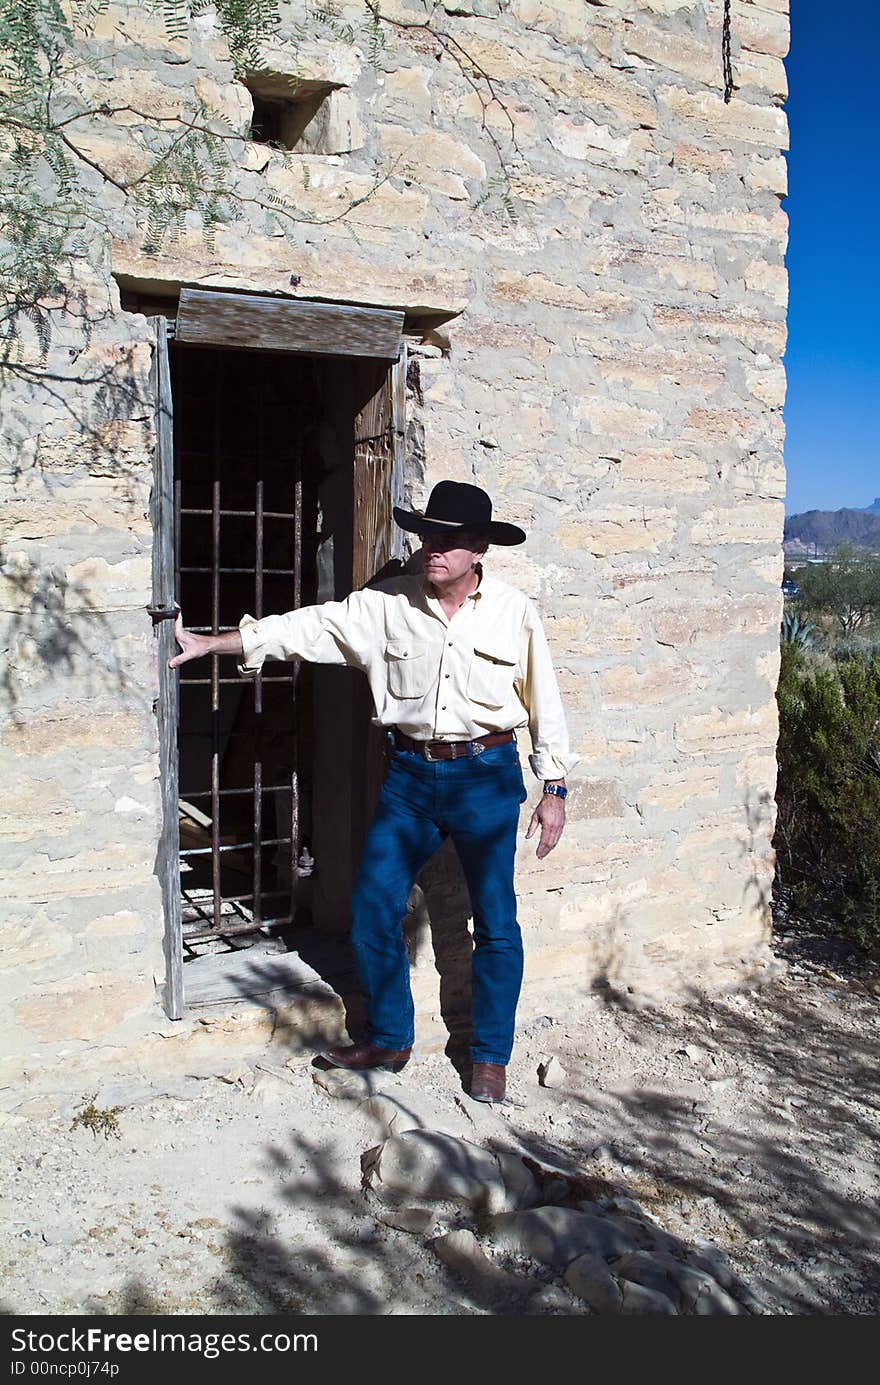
422, 562, 484, 605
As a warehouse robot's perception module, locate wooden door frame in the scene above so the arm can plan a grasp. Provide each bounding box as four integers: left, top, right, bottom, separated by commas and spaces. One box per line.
150, 296, 407, 1019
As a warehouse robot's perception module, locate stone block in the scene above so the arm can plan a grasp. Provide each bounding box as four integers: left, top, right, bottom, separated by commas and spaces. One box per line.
380, 124, 486, 191
744, 259, 788, 306
733, 0, 790, 58
681, 407, 754, 445
2, 712, 153, 758
744, 359, 787, 406
652, 594, 780, 646
549, 116, 632, 162
0, 845, 156, 904
674, 703, 779, 757
588, 344, 723, 396
745, 153, 788, 195
658, 86, 789, 151
690, 502, 783, 546
194, 76, 254, 132
607, 447, 709, 494
637, 766, 722, 813
622, 24, 718, 86
557, 506, 676, 557
453, 316, 553, 361
575, 395, 661, 439
0, 911, 73, 971
573, 779, 626, 819
381, 66, 433, 122
599, 663, 691, 706
14, 971, 156, 1041
492, 271, 632, 318
653, 303, 787, 355
546, 606, 642, 657
736, 48, 788, 99
1, 774, 86, 843
63, 555, 151, 611
610, 557, 715, 596
257, 35, 362, 89
2, 476, 151, 544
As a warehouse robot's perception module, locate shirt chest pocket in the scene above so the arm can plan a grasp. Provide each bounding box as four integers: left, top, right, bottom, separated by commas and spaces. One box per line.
467, 642, 518, 709
385, 638, 429, 699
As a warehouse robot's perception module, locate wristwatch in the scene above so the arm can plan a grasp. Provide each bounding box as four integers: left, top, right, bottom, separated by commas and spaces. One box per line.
542, 782, 567, 799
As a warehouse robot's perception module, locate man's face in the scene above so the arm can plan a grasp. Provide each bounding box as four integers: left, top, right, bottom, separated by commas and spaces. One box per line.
420, 530, 487, 585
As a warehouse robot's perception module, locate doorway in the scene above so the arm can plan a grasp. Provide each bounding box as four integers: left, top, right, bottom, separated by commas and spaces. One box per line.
151, 303, 407, 1015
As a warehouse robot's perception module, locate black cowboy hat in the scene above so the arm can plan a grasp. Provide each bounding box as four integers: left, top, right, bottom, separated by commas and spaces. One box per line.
393, 481, 526, 546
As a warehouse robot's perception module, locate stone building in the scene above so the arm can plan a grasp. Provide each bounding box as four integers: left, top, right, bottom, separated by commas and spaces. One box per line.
0, 0, 790, 1103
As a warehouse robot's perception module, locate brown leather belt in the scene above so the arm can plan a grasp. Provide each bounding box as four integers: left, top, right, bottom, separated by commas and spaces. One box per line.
391, 728, 515, 762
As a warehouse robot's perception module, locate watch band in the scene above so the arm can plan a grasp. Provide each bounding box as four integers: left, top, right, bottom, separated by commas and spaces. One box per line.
542, 783, 567, 799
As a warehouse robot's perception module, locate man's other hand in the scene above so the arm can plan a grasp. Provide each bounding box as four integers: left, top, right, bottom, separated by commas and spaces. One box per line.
525, 794, 565, 859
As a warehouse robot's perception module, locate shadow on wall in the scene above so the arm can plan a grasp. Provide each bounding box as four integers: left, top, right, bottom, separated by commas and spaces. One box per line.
0, 557, 142, 720
1, 332, 154, 718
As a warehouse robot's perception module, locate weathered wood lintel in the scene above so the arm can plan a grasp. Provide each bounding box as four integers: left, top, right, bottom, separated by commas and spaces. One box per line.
175, 287, 405, 359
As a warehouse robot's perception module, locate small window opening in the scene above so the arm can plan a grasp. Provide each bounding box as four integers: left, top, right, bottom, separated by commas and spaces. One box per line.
244, 75, 350, 154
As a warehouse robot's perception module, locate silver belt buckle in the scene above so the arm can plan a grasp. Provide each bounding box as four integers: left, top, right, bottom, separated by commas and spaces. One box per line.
423, 741, 438, 762
471, 740, 486, 756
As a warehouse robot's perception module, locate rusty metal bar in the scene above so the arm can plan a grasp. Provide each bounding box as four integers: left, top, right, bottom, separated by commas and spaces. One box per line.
180, 785, 293, 798
184, 889, 287, 907
211, 357, 222, 933
182, 917, 293, 943
180, 508, 300, 519
181, 838, 289, 856
179, 566, 296, 575
253, 400, 264, 927
290, 450, 303, 921
180, 675, 295, 686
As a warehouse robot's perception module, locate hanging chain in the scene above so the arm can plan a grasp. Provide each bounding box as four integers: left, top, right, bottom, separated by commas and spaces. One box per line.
722, 0, 734, 102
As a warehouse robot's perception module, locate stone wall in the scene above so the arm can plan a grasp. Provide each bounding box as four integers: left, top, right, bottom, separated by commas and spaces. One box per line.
0, 0, 789, 1102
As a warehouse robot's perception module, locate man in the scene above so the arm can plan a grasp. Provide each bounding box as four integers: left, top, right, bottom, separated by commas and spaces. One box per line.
171, 481, 575, 1102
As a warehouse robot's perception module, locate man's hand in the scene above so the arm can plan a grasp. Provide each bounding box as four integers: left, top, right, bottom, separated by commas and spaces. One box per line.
525, 792, 566, 859
168, 613, 244, 668
168, 612, 211, 669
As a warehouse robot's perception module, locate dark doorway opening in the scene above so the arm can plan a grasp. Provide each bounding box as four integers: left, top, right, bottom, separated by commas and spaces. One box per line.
169, 342, 399, 989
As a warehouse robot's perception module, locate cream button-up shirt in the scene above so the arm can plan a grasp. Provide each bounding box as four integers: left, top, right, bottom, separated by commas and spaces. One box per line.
237, 569, 576, 781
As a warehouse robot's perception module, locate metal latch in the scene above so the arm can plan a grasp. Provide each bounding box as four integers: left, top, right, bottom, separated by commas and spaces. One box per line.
147, 605, 178, 624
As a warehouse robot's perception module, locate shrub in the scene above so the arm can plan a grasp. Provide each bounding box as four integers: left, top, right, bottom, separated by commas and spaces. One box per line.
774, 647, 880, 955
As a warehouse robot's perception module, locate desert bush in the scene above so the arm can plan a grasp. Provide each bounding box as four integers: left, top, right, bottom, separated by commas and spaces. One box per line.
775, 646, 880, 955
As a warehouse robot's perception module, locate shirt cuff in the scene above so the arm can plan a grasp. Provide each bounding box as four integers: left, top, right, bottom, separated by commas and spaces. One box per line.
528, 749, 579, 781
236, 613, 264, 679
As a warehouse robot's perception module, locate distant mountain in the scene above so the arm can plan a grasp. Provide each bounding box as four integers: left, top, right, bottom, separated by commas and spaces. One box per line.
784, 507, 880, 553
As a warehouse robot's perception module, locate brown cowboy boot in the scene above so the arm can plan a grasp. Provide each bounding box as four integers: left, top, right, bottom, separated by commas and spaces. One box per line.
470, 1062, 506, 1102
320, 1041, 412, 1073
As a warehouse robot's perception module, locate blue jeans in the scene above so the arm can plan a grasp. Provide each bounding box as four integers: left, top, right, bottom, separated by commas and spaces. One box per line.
349, 739, 529, 1065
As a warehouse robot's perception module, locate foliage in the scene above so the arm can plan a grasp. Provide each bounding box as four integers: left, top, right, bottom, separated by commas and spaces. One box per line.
0, 0, 94, 344
71, 1093, 124, 1139
774, 645, 880, 956
794, 544, 880, 638
780, 609, 815, 650
0, 0, 510, 355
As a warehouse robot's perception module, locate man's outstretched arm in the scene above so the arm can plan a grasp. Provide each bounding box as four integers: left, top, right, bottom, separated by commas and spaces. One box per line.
169, 613, 243, 668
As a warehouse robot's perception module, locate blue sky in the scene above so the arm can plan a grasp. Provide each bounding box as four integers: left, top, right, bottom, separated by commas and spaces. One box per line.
782, 2, 879, 514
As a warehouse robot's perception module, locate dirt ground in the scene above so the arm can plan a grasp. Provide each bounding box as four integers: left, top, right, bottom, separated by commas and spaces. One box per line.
2, 924, 878, 1317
